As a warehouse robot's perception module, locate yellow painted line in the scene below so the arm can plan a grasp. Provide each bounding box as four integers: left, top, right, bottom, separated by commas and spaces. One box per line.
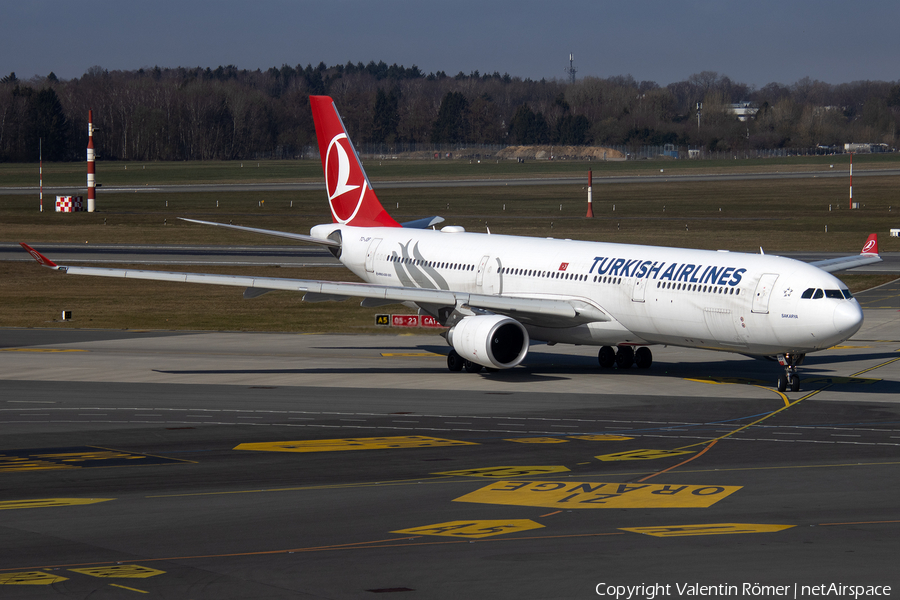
829, 345, 872, 349
454, 480, 741, 509
0, 348, 87, 353
675, 386, 825, 451
0, 459, 81, 472
147, 475, 458, 498
685, 377, 768, 386
622, 523, 794, 537
0, 498, 113, 510
393, 520, 544, 539
850, 356, 900, 377
0, 571, 68, 585
596, 449, 694, 462
504, 437, 568, 444
636, 441, 718, 482
0, 446, 192, 472
568, 434, 633, 441
235, 436, 478, 453
818, 519, 900, 526
109, 584, 149, 593
380, 352, 442, 357
433, 466, 570, 478
0, 533, 629, 575
70, 565, 165, 578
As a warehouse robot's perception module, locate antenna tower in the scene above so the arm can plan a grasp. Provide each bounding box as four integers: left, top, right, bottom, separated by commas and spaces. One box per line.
565, 53, 577, 84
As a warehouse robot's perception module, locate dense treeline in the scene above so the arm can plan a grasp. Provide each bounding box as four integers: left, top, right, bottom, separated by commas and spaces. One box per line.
1, 62, 899, 162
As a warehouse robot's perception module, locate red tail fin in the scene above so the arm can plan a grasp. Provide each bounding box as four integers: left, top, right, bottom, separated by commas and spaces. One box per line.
310, 96, 400, 228
861, 233, 878, 255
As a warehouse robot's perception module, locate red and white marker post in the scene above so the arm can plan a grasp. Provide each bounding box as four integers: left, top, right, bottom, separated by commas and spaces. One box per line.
585, 169, 594, 218
87, 110, 96, 212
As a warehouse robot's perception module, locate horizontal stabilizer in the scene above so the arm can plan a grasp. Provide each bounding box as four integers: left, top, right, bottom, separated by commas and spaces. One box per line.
178, 218, 341, 247
401, 216, 445, 229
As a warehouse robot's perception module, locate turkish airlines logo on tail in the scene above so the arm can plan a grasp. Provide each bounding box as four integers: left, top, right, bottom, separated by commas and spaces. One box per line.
862, 238, 877, 253
325, 133, 367, 224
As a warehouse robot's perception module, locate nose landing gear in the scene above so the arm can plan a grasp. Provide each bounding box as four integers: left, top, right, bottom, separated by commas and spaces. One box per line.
776, 353, 805, 392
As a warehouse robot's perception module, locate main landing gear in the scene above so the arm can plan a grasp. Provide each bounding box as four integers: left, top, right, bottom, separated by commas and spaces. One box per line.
598, 346, 652, 369
776, 353, 805, 393
447, 349, 483, 373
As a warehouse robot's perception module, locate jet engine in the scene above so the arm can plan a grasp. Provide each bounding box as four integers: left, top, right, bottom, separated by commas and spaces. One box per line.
447, 315, 529, 369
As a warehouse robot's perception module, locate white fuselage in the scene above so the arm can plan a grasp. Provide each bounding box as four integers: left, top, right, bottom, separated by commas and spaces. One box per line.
314, 224, 864, 356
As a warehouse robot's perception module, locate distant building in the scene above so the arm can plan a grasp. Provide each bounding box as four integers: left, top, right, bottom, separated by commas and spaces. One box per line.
727, 102, 759, 122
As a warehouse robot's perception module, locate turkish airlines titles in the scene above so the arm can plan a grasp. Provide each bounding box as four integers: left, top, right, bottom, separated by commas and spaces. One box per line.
589, 256, 748, 287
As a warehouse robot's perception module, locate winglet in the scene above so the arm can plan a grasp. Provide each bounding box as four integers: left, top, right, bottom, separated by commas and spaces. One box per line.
20, 243, 59, 268
861, 233, 879, 255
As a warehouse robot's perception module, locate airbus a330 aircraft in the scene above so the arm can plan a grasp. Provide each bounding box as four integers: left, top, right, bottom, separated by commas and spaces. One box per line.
22, 96, 882, 392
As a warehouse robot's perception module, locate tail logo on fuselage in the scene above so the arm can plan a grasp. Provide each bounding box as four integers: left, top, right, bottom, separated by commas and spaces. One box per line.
325, 133, 367, 224
862, 239, 877, 253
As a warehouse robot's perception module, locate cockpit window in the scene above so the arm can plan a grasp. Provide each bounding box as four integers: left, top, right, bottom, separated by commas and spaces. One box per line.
824, 289, 844, 299
842, 289, 853, 299
801, 288, 815, 299
812, 289, 824, 299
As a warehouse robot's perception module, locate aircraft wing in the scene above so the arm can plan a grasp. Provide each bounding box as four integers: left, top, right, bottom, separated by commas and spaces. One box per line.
808, 233, 882, 273
808, 253, 882, 273
19, 244, 610, 327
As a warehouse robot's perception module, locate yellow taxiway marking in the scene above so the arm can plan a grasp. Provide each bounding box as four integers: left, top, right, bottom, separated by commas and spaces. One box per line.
0, 571, 69, 585
235, 436, 478, 453
622, 523, 794, 537
393, 520, 544, 539
0, 533, 631, 575
110, 584, 149, 593
433, 466, 570, 478
70, 565, 164, 579
505, 437, 568, 444
0, 498, 113, 510
0, 348, 87, 353
569, 434, 633, 441
596, 449, 694, 462
637, 441, 718, 482
851, 356, 900, 377
0, 447, 190, 472
685, 377, 768, 386
819, 519, 900, 526
454, 480, 741, 509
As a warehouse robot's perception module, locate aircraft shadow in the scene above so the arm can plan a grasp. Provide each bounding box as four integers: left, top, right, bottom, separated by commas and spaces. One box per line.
152, 346, 898, 394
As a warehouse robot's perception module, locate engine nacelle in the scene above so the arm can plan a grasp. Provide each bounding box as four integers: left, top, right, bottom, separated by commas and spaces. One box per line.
447, 315, 529, 369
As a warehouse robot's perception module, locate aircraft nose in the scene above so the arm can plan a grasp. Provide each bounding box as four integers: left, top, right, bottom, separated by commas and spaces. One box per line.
833, 301, 863, 337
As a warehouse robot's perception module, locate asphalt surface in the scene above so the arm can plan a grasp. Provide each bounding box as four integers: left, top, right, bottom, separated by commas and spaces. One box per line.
1, 286, 899, 598
3, 165, 900, 196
